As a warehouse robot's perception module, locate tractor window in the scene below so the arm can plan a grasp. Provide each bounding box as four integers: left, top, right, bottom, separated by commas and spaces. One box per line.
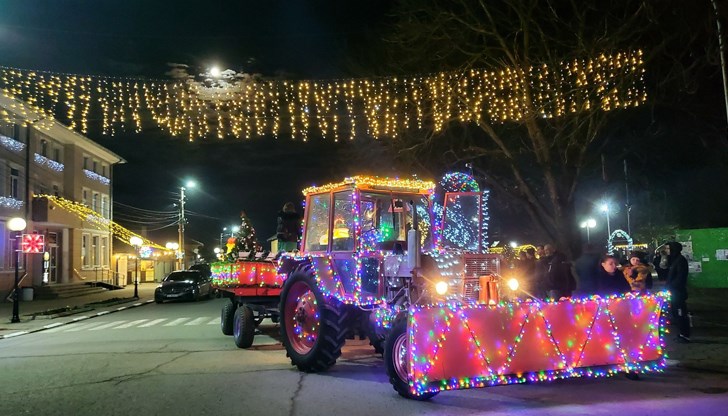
360, 193, 431, 251
304, 193, 331, 252
332, 191, 354, 251
442, 192, 481, 251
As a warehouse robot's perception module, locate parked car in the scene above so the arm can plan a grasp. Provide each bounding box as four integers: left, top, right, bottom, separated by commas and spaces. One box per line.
155, 270, 213, 303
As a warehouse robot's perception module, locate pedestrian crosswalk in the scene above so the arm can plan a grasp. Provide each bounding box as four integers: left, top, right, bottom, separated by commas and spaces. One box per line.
44, 317, 221, 333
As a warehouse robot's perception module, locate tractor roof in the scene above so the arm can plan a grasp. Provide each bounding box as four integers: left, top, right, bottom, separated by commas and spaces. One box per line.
302, 175, 435, 196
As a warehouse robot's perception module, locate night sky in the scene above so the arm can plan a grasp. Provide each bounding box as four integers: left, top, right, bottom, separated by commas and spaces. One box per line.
0, 0, 395, 250
1, 1, 727, 252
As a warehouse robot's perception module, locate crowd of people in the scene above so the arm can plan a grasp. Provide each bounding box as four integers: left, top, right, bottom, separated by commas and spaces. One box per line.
514, 242, 691, 343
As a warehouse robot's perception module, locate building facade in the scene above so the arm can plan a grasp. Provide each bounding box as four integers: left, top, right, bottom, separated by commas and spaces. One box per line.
0, 95, 125, 295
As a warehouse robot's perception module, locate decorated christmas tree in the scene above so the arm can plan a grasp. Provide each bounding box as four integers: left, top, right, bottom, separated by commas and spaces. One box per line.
234, 210, 260, 255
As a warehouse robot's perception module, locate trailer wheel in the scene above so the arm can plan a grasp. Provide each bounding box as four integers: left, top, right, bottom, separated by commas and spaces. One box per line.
280, 266, 349, 372
385, 318, 438, 400
233, 305, 255, 348
221, 300, 236, 336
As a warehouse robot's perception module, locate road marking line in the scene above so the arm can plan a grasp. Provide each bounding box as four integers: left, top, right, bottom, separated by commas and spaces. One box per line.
64, 322, 108, 332
114, 319, 149, 329
96, 311, 110, 316
89, 321, 127, 331
207, 318, 219, 325
72, 316, 89, 321
132, 303, 142, 307
184, 317, 208, 326
138, 318, 166, 328
163, 318, 190, 326
4, 331, 28, 338
116, 307, 127, 311
43, 322, 65, 329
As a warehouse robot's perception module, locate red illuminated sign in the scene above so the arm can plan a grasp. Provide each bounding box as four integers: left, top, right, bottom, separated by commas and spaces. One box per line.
21, 234, 45, 253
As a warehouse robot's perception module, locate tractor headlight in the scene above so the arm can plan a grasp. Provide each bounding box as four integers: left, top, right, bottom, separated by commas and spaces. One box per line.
507, 278, 519, 291
435, 281, 449, 296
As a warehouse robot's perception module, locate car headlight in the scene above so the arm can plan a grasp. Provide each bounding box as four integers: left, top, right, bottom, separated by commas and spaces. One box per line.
435, 281, 449, 295
507, 278, 519, 291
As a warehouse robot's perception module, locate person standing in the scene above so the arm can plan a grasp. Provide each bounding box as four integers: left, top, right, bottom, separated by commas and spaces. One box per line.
622, 251, 654, 294
666, 241, 691, 343
596, 254, 631, 297
653, 245, 669, 282
542, 244, 576, 300
574, 244, 602, 296
277, 202, 301, 252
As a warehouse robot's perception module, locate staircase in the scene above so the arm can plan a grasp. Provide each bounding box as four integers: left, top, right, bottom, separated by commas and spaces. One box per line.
33, 282, 111, 300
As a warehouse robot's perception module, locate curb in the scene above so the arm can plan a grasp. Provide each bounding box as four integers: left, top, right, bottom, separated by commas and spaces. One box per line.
0, 299, 154, 340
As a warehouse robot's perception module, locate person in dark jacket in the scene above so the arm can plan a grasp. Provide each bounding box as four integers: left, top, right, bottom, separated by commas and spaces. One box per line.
666, 241, 691, 342
574, 243, 602, 296
277, 202, 301, 252
595, 254, 631, 296
542, 244, 576, 300
653, 245, 669, 282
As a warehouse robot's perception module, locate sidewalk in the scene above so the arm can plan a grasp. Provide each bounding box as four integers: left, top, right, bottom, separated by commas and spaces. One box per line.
2, 282, 727, 376
0, 283, 158, 339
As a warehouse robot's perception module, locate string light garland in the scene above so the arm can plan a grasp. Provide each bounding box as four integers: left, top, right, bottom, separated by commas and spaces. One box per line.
38, 194, 166, 249
0, 50, 646, 141
302, 175, 436, 196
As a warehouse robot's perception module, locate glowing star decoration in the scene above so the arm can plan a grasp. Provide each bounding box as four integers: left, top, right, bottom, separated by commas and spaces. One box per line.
21, 234, 45, 253
405, 292, 669, 396
1, 51, 646, 141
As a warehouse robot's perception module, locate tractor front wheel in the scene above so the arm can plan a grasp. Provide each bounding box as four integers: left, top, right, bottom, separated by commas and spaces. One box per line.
280, 267, 349, 372
384, 318, 438, 400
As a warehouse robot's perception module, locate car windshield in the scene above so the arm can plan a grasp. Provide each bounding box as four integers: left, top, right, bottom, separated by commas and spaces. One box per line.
164, 272, 200, 282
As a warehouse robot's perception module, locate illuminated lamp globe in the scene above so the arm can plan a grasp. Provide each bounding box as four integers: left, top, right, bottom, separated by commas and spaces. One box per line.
8, 217, 27, 232
214, 247, 221, 254
435, 281, 449, 296
166, 242, 179, 251
129, 236, 143, 247
507, 278, 519, 291
185, 180, 197, 189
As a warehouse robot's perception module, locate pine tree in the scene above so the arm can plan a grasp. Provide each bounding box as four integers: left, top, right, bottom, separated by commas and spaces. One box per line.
235, 210, 260, 254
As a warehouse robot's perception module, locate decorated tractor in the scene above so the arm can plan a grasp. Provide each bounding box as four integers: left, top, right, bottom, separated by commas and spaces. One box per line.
214, 173, 669, 400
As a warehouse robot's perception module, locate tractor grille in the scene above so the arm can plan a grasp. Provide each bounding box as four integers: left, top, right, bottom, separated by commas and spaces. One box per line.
462, 254, 501, 300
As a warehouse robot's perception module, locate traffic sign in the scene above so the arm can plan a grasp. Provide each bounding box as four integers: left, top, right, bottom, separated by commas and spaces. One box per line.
21, 234, 45, 253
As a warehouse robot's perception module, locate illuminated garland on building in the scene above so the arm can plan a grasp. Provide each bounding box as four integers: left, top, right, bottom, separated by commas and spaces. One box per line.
83, 169, 111, 185
302, 175, 436, 196
0, 196, 23, 209
0, 50, 646, 141
38, 194, 166, 249
0, 134, 25, 153
34, 153, 64, 172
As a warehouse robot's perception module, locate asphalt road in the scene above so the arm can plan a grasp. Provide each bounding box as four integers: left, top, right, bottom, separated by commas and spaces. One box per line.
1, 298, 727, 416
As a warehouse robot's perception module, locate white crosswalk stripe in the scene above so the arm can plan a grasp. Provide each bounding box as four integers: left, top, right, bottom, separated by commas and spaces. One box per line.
138, 318, 167, 328
114, 319, 149, 329
89, 321, 127, 331
184, 317, 208, 326
207, 318, 219, 325
163, 318, 191, 326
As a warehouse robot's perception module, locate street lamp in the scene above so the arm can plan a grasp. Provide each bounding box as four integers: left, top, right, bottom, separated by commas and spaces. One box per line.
509, 241, 518, 248
178, 180, 196, 271
7, 217, 26, 323
580, 218, 597, 243
600, 203, 611, 236
129, 235, 143, 298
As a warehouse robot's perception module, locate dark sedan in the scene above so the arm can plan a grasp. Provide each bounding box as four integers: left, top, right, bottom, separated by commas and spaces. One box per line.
155, 270, 213, 303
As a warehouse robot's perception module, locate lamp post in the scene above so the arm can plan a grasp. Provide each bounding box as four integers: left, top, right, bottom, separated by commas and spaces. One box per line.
129, 236, 143, 298
600, 203, 611, 236
178, 180, 196, 271
8, 217, 26, 323
580, 218, 597, 243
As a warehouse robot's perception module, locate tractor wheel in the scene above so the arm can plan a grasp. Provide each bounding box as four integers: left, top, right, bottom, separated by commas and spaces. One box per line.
366, 314, 385, 355
280, 266, 349, 372
384, 318, 438, 400
221, 300, 236, 336
233, 305, 255, 348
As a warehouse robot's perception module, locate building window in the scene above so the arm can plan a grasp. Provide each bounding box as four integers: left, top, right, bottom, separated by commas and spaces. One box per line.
101, 236, 108, 267
92, 192, 99, 213
91, 236, 99, 267
102, 164, 108, 177
92, 160, 98, 173
10, 168, 20, 199
101, 195, 109, 218
83, 156, 89, 170
82, 234, 89, 267
40, 139, 48, 157
13, 124, 21, 141
82, 188, 89, 206
53, 147, 61, 163
52, 184, 60, 197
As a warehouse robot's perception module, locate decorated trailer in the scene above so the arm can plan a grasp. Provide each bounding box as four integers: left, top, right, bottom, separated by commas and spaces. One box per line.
214, 173, 668, 400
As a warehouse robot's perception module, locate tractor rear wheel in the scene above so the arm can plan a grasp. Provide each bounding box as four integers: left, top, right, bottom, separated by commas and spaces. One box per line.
221, 300, 235, 336
384, 318, 438, 400
280, 266, 349, 372
233, 305, 255, 348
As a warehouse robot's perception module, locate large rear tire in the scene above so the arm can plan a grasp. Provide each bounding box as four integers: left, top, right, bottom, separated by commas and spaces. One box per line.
280, 266, 349, 372
384, 318, 438, 400
221, 301, 236, 336
233, 305, 255, 348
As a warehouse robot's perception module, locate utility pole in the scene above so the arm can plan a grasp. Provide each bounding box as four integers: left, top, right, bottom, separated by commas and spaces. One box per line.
178, 186, 186, 271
